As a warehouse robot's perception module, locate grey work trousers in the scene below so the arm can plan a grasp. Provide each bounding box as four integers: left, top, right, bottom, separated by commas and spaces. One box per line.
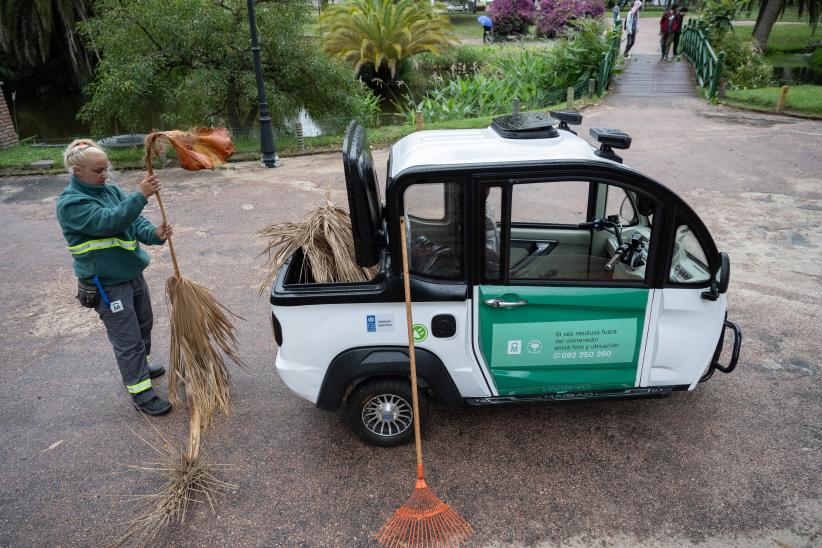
95, 274, 155, 404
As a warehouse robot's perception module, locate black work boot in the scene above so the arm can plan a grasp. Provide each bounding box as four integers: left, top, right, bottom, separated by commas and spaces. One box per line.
134, 395, 172, 416
132, 388, 172, 416
146, 354, 165, 379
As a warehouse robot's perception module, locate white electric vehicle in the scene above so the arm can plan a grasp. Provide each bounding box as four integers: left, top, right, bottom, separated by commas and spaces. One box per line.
270, 113, 741, 446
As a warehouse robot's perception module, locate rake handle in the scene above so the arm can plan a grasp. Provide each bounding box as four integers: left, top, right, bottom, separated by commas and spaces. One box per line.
144, 146, 181, 278
399, 216, 424, 479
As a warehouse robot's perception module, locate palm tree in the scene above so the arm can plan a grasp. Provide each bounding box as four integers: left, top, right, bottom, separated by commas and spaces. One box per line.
318, 0, 457, 84
746, 0, 820, 50
0, 0, 96, 83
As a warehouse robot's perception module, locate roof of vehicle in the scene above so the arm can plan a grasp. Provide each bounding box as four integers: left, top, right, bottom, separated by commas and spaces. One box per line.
388, 125, 617, 179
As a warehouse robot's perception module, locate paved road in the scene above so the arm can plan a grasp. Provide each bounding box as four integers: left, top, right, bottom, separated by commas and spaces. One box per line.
1, 34, 821, 547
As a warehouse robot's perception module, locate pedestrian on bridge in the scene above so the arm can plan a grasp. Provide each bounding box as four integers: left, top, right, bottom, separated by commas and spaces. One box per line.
623, 0, 642, 59
56, 139, 174, 416
659, 3, 681, 61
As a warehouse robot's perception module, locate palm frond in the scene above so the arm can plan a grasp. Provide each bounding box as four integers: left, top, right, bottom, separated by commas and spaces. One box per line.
257, 198, 378, 295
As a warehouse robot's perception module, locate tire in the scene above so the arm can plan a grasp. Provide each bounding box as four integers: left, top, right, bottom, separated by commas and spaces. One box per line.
344, 379, 429, 447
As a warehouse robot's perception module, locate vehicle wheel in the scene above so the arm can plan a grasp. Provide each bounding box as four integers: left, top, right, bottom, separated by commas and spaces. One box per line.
345, 379, 429, 447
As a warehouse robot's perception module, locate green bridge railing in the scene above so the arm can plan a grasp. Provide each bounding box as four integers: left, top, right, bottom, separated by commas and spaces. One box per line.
682, 20, 726, 99
597, 17, 623, 96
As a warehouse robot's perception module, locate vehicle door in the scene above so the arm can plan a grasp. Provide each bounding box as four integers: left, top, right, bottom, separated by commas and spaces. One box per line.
641, 210, 729, 388
472, 173, 660, 396
401, 178, 494, 398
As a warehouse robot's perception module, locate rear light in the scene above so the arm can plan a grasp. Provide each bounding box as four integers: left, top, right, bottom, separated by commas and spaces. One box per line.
271, 312, 283, 346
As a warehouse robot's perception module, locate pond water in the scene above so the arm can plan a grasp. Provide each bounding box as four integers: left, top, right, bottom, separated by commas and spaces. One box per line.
5, 92, 328, 142
8, 94, 91, 141
769, 53, 822, 85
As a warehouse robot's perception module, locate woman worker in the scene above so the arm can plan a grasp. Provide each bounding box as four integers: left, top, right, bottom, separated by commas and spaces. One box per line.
56, 139, 173, 416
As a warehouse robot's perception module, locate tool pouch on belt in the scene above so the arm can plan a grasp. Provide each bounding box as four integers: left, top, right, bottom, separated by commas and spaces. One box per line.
76, 279, 100, 308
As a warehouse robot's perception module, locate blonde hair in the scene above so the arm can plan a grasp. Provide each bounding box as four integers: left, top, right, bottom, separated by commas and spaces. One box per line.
63, 139, 109, 175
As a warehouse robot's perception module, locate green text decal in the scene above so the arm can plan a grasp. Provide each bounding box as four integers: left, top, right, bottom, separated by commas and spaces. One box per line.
492, 318, 637, 367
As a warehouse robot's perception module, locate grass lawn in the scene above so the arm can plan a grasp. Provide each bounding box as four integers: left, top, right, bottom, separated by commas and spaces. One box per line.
448, 13, 484, 40
723, 84, 822, 116
734, 23, 819, 53
737, 6, 811, 22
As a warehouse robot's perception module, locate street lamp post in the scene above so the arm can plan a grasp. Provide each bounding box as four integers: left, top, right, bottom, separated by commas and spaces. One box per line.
247, 0, 279, 167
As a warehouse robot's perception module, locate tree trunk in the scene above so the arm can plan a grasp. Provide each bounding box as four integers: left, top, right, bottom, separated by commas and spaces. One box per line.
751, 0, 767, 36
752, 0, 782, 51
225, 80, 242, 128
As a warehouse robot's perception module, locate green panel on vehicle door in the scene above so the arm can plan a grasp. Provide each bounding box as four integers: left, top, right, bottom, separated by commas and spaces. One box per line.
478, 285, 649, 395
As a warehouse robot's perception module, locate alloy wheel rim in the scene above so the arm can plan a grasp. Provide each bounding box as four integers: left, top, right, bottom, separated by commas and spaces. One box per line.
361, 393, 413, 437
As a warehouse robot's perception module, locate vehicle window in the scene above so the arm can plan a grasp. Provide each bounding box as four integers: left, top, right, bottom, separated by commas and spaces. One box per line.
404, 182, 464, 280
605, 186, 638, 226
669, 225, 711, 284
487, 181, 653, 283
511, 181, 588, 225
405, 183, 445, 220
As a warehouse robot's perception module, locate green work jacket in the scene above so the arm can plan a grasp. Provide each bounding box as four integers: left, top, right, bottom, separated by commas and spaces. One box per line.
56, 176, 166, 285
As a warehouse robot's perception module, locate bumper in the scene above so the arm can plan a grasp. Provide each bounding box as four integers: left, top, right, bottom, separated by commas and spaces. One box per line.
700, 319, 742, 383
275, 353, 323, 404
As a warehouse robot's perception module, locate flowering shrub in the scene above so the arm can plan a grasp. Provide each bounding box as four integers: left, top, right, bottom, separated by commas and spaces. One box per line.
536, 0, 605, 38
487, 0, 535, 37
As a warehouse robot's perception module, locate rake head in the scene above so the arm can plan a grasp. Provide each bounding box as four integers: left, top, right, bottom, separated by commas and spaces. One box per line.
376, 478, 473, 548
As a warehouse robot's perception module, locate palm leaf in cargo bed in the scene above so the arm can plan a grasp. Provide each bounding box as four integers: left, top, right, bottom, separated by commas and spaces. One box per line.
257, 197, 378, 293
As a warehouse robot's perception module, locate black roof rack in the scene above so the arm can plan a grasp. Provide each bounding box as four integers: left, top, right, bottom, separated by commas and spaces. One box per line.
491, 112, 559, 139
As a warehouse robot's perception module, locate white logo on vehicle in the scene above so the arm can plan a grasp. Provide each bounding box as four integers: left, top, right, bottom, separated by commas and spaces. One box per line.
507, 340, 522, 355
527, 340, 542, 354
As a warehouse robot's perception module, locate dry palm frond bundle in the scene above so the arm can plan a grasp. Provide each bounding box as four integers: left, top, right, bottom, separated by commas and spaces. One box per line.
166, 276, 243, 431
115, 419, 235, 547
257, 196, 378, 293
142, 129, 243, 433
118, 129, 243, 543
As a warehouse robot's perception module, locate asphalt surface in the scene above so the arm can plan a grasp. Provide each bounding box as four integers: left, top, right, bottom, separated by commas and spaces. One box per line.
1, 32, 821, 548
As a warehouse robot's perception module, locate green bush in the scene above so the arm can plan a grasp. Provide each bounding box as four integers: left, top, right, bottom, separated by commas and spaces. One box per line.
403, 18, 611, 122
543, 17, 613, 89
714, 32, 773, 89
701, 0, 747, 39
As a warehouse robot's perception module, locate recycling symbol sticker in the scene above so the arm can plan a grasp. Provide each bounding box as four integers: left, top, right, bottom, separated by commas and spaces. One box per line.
412, 324, 428, 342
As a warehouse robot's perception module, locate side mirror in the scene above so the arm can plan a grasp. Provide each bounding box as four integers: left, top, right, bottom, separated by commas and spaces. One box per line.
702, 251, 730, 300
636, 194, 655, 217
717, 252, 730, 294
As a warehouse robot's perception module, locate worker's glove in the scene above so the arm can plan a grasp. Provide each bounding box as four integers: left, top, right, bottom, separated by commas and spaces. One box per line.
76, 279, 100, 308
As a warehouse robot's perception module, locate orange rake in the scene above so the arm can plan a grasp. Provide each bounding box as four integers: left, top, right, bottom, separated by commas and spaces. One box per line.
376, 216, 473, 548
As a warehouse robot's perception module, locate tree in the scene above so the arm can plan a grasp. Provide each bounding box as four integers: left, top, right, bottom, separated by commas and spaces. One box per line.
318, 0, 456, 84
747, 0, 820, 50
77, 0, 377, 136
0, 0, 96, 85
